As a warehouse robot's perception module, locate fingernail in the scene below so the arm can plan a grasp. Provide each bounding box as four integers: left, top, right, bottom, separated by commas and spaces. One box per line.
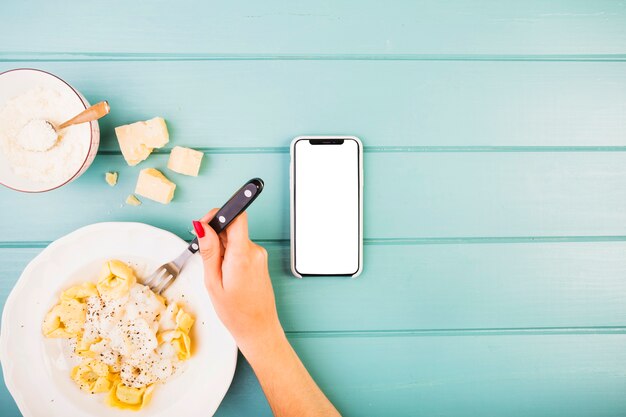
192, 220, 205, 238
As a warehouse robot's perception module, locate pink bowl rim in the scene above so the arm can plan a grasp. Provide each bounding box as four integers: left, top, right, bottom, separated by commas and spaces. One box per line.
0, 67, 97, 193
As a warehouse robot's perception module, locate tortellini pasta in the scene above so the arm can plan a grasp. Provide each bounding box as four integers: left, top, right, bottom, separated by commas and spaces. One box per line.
158, 302, 194, 333
157, 303, 194, 360
75, 336, 101, 358
176, 307, 194, 335
42, 298, 86, 338
96, 260, 137, 300
42, 260, 194, 411
108, 378, 155, 411
159, 329, 192, 361
61, 282, 98, 302
71, 359, 113, 393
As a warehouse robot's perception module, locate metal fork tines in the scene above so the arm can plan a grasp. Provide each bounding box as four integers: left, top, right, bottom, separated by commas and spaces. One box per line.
143, 242, 197, 294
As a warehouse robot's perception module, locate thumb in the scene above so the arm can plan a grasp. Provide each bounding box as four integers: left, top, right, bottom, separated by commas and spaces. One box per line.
193, 209, 222, 292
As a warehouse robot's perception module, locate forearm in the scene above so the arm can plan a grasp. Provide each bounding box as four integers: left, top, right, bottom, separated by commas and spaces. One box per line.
196, 214, 338, 416
240, 327, 341, 417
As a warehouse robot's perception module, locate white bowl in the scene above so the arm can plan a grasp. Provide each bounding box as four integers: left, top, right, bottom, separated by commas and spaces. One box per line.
0, 68, 100, 193
0, 222, 237, 417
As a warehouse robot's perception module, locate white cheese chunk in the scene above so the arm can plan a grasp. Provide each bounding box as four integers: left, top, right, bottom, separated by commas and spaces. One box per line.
105, 172, 118, 186
126, 194, 141, 206
115, 117, 169, 166
135, 168, 176, 204
167, 146, 204, 176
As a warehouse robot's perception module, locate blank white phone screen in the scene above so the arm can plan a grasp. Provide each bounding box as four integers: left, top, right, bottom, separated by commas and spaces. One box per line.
294, 139, 360, 275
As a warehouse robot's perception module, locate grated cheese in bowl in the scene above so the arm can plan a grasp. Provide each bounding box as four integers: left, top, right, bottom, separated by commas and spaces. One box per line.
0, 69, 100, 192
0, 87, 88, 184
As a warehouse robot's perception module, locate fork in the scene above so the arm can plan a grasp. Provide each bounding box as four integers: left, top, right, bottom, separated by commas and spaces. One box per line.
144, 178, 264, 294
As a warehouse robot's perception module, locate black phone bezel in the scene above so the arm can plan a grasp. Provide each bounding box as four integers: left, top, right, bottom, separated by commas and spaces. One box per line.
292, 138, 361, 277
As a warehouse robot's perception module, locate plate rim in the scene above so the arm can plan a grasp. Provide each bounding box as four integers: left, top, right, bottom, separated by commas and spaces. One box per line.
0, 221, 237, 417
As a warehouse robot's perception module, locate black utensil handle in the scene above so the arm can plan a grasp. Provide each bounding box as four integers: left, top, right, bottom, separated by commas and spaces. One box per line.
188, 178, 264, 254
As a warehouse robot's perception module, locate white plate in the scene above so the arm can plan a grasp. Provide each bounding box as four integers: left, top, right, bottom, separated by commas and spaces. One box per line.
0, 222, 237, 417
0, 68, 100, 193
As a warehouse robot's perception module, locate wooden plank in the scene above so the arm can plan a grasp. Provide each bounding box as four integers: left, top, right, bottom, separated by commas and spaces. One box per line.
2, 241, 625, 332
1, 152, 626, 242
274, 242, 626, 331
289, 333, 626, 417
4, 333, 623, 416
2, 61, 626, 148
2, 245, 625, 412
0, 370, 17, 417
1, 1, 625, 56
214, 353, 271, 417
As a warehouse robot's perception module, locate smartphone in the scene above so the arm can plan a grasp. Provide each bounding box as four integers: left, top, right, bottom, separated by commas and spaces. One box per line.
290, 136, 363, 278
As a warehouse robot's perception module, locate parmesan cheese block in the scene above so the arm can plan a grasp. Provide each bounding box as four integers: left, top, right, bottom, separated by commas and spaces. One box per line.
135, 168, 176, 204
105, 172, 118, 186
115, 118, 169, 166
126, 194, 141, 206
167, 146, 204, 176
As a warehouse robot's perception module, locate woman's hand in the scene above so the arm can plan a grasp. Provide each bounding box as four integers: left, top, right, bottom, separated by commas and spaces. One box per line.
194, 210, 341, 416
193, 209, 283, 355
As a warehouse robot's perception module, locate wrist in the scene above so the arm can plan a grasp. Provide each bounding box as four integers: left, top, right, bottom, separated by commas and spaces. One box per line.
237, 321, 287, 363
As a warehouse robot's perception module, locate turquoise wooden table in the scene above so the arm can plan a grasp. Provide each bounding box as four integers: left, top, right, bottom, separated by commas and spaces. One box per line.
1, 1, 626, 416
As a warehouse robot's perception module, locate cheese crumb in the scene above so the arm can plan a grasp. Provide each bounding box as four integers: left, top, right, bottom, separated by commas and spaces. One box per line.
135, 168, 176, 204
105, 172, 118, 186
167, 146, 204, 176
114, 117, 169, 166
126, 194, 141, 206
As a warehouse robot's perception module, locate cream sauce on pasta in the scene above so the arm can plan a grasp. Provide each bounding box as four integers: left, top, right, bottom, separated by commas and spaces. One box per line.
82, 283, 180, 388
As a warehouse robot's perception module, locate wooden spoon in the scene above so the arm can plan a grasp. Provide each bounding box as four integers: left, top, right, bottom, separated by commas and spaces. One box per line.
16, 101, 110, 152
56, 100, 110, 131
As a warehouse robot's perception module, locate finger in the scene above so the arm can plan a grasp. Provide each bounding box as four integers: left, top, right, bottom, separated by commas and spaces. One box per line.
253, 243, 269, 262
219, 234, 227, 258
200, 209, 227, 259
224, 211, 250, 252
200, 208, 219, 223
194, 211, 222, 292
